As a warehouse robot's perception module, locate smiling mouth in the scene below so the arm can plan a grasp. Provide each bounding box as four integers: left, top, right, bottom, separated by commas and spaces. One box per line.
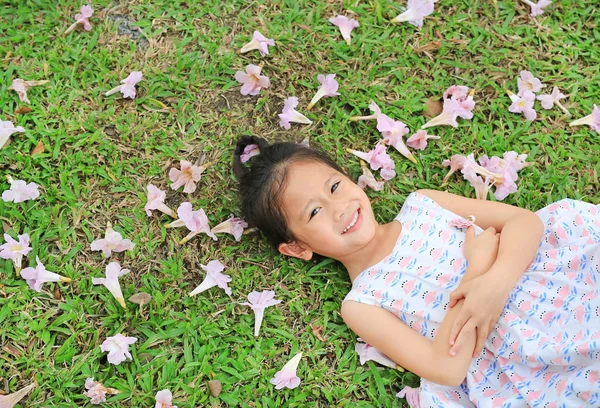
342, 209, 360, 234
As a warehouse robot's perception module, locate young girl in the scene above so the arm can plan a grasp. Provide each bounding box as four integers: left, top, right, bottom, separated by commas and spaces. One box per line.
233, 136, 600, 407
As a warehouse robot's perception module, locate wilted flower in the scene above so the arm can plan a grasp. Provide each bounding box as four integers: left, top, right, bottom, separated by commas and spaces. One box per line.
64, 5, 93, 34
349, 100, 382, 121
240, 31, 275, 56
278, 97, 312, 129
355, 339, 399, 368
537, 86, 570, 115
100, 333, 137, 365
307, 74, 340, 110
347, 143, 396, 180
329, 15, 359, 45
92, 262, 130, 308
190, 260, 232, 296
21, 256, 71, 292
8, 78, 49, 104
211, 216, 248, 241
2, 176, 40, 203
84, 378, 119, 405
520, 0, 552, 17
441, 154, 466, 183
235, 64, 270, 96
270, 352, 302, 390
449, 216, 476, 229
406, 130, 440, 151
377, 114, 417, 164
508, 90, 537, 121
0, 383, 36, 408
166, 202, 217, 244
155, 389, 177, 408
105, 71, 143, 99
169, 159, 212, 194
145, 184, 176, 217
422, 85, 475, 129
443, 85, 469, 100
0, 120, 26, 149
517, 70, 544, 95
240, 290, 282, 337
397, 386, 420, 407
390, 0, 437, 28
569, 104, 600, 133
0, 233, 32, 275
90, 223, 135, 258
240, 144, 260, 163
357, 161, 385, 191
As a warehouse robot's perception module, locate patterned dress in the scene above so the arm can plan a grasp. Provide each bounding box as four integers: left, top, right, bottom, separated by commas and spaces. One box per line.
344, 191, 600, 407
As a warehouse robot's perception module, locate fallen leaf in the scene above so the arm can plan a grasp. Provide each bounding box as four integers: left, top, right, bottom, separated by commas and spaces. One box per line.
31, 140, 45, 156
2, 221, 10, 232
311, 324, 326, 342
0, 383, 36, 408
414, 41, 441, 54
54, 286, 62, 300
15, 106, 32, 115
424, 97, 443, 118
208, 380, 222, 397
128, 292, 151, 305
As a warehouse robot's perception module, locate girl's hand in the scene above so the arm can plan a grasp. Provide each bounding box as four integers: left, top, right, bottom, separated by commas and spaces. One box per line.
462, 226, 500, 272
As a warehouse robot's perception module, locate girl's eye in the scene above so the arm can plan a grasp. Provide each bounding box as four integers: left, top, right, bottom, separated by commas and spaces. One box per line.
331, 181, 340, 193
310, 207, 320, 219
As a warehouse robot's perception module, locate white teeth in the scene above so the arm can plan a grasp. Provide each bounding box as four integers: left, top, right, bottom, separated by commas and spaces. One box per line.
342, 210, 359, 234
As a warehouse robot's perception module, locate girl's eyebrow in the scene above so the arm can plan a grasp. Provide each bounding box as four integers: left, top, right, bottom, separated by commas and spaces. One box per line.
301, 174, 337, 220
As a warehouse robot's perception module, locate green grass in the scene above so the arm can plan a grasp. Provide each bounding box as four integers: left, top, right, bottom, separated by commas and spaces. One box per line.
1, 0, 599, 406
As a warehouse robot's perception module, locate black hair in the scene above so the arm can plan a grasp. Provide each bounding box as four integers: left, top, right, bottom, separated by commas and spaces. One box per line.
233, 135, 347, 252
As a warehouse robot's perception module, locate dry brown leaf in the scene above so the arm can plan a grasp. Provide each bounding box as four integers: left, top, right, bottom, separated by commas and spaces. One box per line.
208, 380, 222, 397
311, 324, 326, 342
414, 41, 441, 54
129, 292, 151, 305
424, 97, 443, 118
31, 140, 45, 156
15, 106, 32, 115
2, 221, 10, 232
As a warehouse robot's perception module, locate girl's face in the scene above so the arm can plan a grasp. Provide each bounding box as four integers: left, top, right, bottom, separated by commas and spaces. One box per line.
278, 160, 378, 261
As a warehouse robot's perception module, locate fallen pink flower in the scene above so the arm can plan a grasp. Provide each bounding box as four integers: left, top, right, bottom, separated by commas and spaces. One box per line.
0, 383, 36, 408
8, 78, 49, 104
165, 202, 217, 244
307, 74, 340, 110
84, 378, 120, 405
443, 85, 469, 100
105, 71, 143, 99
190, 260, 232, 296
211, 216, 248, 241
64, 5, 93, 34
169, 159, 213, 194
2, 175, 40, 203
422, 86, 475, 129
397, 386, 420, 407
329, 15, 360, 45
21, 256, 71, 292
355, 339, 398, 369
508, 90, 537, 121
240, 144, 260, 163
92, 262, 130, 308
347, 143, 396, 180
357, 161, 385, 191
90, 223, 135, 258
241, 290, 281, 337
0, 120, 26, 149
235, 64, 270, 96
377, 114, 417, 164
279, 97, 312, 129
390, 0, 437, 28
349, 100, 382, 121
155, 389, 178, 408
520, 0, 552, 17
441, 154, 466, 183
0, 233, 32, 275
569, 104, 600, 133
537, 86, 570, 115
240, 31, 275, 56
145, 184, 176, 217
270, 352, 302, 390
100, 333, 137, 365
517, 70, 544, 95
406, 129, 440, 151
449, 216, 476, 229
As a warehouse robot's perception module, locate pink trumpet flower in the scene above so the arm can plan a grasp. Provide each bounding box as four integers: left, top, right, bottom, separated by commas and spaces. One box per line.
92, 262, 130, 308
357, 161, 385, 191
329, 15, 360, 45
537, 86, 570, 115
21, 256, 71, 292
449, 216, 476, 229
190, 260, 232, 296
377, 114, 417, 164
0, 383, 36, 408
8, 78, 49, 104
145, 184, 176, 217
397, 386, 420, 407
270, 352, 302, 390
105, 71, 143, 99
349, 101, 382, 121
441, 154, 466, 183
240, 144, 260, 163
279, 97, 312, 129
155, 389, 178, 408
422, 86, 475, 129
235, 64, 270, 96
0, 233, 32, 276
90, 223, 135, 258
2, 175, 40, 203
520, 0, 552, 17
0, 120, 25, 149
165, 202, 217, 244
240, 31, 275, 56
347, 143, 396, 180
517, 70, 544, 95
355, 338, 400, 369
169, 159, 213, 194
241, 290, 281, 337
100, 333, 137, 365
406, 129, 440, 150
390, 0, 437, 28
569, 104, 600, 133
64, 5, 93, 34
84, 378, 119, 405
307, 74, 340, 110
508, 90, 537, 121
210, 216, 248, 241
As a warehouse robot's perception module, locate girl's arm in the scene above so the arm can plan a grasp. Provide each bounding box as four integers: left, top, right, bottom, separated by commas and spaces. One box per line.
342, 299, 475, 387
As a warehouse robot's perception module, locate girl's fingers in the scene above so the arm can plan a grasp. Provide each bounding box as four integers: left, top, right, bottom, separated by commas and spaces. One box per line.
450, 318, 474, 356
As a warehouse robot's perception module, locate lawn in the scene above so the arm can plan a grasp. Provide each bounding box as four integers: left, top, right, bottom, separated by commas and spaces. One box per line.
1, 0, 599, 407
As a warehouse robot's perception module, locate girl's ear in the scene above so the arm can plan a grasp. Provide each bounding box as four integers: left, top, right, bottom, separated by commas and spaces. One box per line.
278, 241, 313, 260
